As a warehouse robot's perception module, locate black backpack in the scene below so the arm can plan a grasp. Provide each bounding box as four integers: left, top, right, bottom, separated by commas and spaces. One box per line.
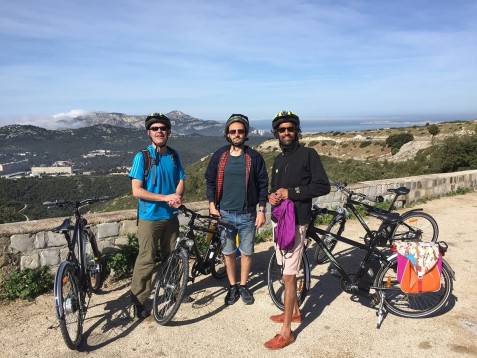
140, 146, 179, 182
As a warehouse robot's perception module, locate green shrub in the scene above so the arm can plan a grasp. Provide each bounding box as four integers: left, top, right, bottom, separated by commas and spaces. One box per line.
386, 133, 414, 153
106, 234, 139, 278
314, 212, 335, 226
359, 141, 372, 148
341, 143, 349, 148
448, 186, 472, 196
256, 227, 273, 243
308, 141, 320, 147
1, 267, 54, 301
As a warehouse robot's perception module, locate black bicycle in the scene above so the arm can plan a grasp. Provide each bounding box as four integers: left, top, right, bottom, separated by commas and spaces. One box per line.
268, 205, 454, 328
152, 205, 227, 325
44, 196, 108, 349
314, 183, 439, 264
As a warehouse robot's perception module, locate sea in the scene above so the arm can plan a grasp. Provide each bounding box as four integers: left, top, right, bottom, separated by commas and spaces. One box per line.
250, 114, 475, 134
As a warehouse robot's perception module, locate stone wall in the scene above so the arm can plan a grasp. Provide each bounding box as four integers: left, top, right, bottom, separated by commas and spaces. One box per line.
1, 170, 476, 281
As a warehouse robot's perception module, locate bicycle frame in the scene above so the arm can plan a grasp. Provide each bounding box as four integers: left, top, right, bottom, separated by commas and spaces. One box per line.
51, 199, 103, 319
335, 186, 428, 246
53, 214, 88, 318
174, 206, 225, 281
307, 220, 389, 293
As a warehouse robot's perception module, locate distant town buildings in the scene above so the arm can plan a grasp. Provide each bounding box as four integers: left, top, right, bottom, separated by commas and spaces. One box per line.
31, 166, 73, 175
82, 149, 120, 158
0, 159, 30, 176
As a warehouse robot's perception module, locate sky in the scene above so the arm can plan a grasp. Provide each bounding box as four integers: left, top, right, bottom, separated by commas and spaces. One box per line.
1, 0, 476, 128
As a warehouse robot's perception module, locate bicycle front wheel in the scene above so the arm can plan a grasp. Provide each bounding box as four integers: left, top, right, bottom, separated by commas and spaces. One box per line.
314, 215, 345, 264
56, 262, 83, 350
267, 251, 310, 311
374, 256, 453, 318
152, 247, 189, 325
210, 240, 226, 279
391, 211, 439, 243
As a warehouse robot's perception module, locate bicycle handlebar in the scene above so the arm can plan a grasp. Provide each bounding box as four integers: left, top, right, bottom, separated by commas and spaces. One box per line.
177, 205, 227, 227
333, 182, 383, 203
43, 196, 110, 208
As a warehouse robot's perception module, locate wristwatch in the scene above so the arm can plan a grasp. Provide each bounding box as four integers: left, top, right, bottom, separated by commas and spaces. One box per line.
258, 209, 266, 213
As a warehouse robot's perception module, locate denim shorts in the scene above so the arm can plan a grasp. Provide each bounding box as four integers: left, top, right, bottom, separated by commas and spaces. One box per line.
219, 210, 256, 256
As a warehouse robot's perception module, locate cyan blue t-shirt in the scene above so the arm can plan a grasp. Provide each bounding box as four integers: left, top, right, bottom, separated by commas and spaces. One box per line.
129, 145, 186, 220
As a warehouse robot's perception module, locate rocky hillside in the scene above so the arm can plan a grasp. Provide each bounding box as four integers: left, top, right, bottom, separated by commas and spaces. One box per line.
258, 119, 477, 162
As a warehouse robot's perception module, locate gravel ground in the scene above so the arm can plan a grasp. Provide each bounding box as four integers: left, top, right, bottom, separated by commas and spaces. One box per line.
1, 192, 476, 358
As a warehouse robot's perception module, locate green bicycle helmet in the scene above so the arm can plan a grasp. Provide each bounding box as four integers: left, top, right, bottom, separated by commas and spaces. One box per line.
145, 112, 171, 130
224, 114, 249, 136
272, 110, 300, 130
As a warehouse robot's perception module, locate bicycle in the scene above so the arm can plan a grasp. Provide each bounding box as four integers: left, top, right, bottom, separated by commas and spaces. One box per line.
152, 205, 227, 325
267, 205, 454, 328
43, 196, 109, 350
314, 182, 439, 264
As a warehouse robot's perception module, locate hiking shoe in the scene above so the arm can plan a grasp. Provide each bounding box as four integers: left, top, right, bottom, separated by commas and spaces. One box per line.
224, 284, 240, 305
133, 304, 150, 319
264, 333, 295, 350
239, 285, 254, 305
270, 312, 302, 323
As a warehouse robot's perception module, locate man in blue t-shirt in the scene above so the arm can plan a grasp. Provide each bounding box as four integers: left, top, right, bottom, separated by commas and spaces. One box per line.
128, 112, 186, 319
205, 114, 268, 306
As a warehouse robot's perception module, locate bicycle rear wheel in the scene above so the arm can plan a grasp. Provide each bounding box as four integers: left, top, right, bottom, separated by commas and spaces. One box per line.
391, 211, 439, 243
267, 251, 310, 311
56, 262, 83, 349
374, 256, 453, 318
314, 215, 345, 264
152, 247, 189, 325
210, 240, 226, 279
84, 230, 101, 292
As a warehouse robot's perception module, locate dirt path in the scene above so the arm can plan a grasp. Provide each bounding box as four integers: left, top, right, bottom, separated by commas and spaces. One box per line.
1, 192, 476, 358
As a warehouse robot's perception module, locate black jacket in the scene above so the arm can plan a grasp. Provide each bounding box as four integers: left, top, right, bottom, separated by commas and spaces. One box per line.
271, 142, 330, 225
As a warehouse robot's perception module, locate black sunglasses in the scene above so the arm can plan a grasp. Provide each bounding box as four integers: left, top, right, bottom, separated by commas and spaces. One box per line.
277, 126, 296, 133
228, 129, 246, 135
149, 125, 168, 132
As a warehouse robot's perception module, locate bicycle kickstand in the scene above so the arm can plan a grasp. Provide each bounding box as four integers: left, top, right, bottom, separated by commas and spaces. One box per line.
375, 290, 386, 329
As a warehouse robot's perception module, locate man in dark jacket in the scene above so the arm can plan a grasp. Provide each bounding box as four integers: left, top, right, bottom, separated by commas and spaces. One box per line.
205, 114, 269, 305
265, 110, 330, 350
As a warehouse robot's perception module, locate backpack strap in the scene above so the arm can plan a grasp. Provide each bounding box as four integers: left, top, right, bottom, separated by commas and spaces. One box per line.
141, 149, 152, 181
137, 149, 153, 225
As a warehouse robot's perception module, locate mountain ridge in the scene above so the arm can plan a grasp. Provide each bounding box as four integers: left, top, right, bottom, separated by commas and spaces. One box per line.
17, 110, 267, 136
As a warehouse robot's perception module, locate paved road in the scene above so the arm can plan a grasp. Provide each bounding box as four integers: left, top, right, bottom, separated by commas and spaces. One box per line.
1, 192, 476, 358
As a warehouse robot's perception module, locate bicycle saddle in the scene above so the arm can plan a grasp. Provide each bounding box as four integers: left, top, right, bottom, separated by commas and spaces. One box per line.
52, 218, 74, 233
387, 187, 410, 195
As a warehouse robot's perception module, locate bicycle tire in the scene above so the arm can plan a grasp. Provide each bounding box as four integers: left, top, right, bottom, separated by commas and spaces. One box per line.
84, 230, 101, 292
267, 251, 310, 311
314, 215, 346, 264
56, 262, 83, 349
391, 211, 439, 243
374, 256, 453, 318
210, 240, 226, 279
152, 247, 189, 325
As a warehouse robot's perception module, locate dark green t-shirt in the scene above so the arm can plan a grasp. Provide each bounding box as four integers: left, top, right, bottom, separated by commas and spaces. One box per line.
220, 153, 246, 213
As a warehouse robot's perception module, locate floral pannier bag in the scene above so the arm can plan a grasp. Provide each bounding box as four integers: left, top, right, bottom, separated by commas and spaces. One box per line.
395, 241, 442, 293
